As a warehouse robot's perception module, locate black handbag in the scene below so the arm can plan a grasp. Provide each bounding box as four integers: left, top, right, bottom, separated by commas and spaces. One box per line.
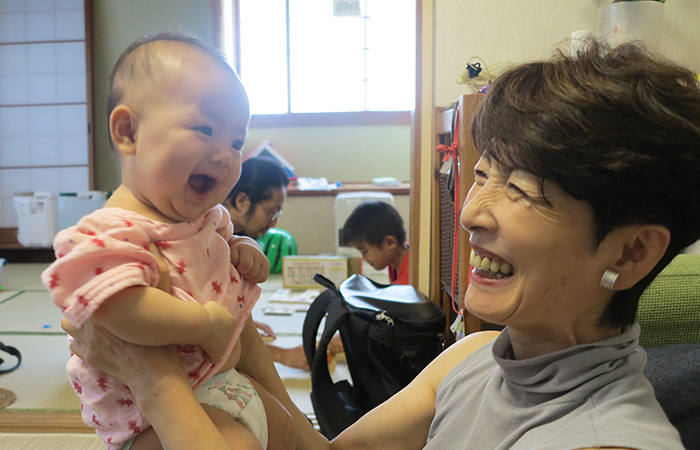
303, 274, 446, 439
0, 341, 21, 375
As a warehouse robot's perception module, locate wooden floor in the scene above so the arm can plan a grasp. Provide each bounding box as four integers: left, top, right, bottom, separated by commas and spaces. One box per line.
0, 411, 90, 434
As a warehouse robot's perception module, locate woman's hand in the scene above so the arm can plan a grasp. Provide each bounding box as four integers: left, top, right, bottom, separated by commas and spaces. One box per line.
62, 317, 183, 391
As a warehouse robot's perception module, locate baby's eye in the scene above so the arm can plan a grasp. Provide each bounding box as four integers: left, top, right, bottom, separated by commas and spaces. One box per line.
232, 140, 244, 151
194, 126, 213, 136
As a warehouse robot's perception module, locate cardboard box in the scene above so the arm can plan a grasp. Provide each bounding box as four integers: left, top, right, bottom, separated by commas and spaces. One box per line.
281, 255, 347, 289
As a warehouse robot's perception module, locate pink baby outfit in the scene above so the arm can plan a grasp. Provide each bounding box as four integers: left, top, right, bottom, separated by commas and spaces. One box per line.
41, 205, 261, 450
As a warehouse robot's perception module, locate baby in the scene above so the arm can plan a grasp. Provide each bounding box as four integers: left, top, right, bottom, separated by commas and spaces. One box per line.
42, 33, 293, 450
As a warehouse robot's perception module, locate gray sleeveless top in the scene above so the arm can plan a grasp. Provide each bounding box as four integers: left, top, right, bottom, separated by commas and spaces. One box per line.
425, 324, 684, 450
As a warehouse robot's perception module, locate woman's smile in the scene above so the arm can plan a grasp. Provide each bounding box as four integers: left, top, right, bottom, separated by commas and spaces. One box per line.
469, 248, 514, 280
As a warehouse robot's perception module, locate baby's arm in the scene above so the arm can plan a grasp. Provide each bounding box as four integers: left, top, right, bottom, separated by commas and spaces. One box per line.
229, 235, 270, 284
92, 287, 236, 364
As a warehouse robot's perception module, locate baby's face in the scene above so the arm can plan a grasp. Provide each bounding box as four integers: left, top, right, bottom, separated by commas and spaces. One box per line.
126, 54, 249, 223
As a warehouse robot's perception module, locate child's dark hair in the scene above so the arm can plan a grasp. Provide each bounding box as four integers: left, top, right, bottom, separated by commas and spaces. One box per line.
341, 201, 406, 248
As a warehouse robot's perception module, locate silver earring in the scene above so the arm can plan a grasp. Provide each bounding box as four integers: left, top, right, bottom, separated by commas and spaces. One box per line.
600, 269, 620, 291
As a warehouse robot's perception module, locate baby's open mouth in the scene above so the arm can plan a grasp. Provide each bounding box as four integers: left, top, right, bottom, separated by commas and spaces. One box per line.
470, 250, 514, 279
188, 174, 216, 195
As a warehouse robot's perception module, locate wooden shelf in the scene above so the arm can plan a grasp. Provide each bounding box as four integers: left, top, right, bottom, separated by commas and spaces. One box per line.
288, 182, 410, 197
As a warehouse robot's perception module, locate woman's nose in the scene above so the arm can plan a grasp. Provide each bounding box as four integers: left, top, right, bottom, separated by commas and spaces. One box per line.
460, 185, 496, 233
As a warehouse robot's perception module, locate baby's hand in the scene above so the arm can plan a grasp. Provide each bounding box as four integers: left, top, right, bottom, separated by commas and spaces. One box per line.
200, 301, 237, 364
229, 237, 270, 284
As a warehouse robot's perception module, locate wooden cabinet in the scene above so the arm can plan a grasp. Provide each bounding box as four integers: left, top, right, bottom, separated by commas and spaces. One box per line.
430, 94, 486, 340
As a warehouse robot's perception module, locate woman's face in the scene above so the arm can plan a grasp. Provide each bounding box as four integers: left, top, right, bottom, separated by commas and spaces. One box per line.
460, 157, 613, 334
232, 186, 287, 240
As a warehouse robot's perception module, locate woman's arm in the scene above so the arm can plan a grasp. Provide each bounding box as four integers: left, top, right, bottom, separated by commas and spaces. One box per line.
236, 318, 329, 450
62, 317, 231, 450
330, 330, 500, 450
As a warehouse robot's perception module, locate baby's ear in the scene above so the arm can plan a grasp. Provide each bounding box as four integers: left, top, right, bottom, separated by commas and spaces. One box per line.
109, 105, 137, 156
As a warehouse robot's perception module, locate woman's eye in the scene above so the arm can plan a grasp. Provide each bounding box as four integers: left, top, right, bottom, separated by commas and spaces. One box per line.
508, 182, 529, 198
232, 140, 243, 151
195, 126, 213, 136
474, 169, 488, 184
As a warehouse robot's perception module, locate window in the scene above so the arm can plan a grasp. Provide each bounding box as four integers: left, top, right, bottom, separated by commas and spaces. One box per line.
225, 0, 416, 116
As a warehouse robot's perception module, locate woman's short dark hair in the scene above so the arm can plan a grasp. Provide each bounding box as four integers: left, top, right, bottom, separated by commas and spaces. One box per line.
226, 157, 290, 211
341, 201, 406, 248
472, 39, 700, 328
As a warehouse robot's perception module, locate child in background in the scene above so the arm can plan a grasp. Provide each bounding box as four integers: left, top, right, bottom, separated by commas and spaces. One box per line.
341, 201, 410, 285
42, 33, 293, 450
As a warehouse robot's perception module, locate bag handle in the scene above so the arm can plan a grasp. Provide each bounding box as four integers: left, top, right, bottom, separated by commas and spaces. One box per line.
302, 274, 342, 366
302, 288, 340, 367
0, 341, 21, 375
313, 273, 340, 294
310, 300, 349, 388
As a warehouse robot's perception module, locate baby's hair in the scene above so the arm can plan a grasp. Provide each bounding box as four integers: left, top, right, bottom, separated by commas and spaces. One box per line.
341, 201, 406, 248
107, 32, 234, 146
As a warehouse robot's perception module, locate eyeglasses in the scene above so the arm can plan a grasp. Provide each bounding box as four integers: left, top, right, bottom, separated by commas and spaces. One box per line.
260, 205, 283, 222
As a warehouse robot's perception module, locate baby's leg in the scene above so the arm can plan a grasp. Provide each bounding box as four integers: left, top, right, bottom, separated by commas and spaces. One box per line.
129, 404, 263, 450
243, 374, 296, 450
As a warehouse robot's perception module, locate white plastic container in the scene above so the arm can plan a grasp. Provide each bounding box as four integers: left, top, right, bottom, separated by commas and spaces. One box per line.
13, 192, 59, 247
334, 191, 395, 257
599, 1, 664, 51
58, 191, 108, 231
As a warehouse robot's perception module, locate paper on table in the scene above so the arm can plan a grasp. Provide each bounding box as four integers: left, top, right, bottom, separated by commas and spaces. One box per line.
297, 177, 339, 191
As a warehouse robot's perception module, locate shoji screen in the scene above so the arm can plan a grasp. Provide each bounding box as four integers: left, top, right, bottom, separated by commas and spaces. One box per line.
0, 0, 89, 230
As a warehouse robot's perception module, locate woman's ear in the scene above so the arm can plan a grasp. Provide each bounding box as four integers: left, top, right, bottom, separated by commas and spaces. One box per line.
109, 105, 137, 156
234, 192, 251, 211
610, 225, 670, 290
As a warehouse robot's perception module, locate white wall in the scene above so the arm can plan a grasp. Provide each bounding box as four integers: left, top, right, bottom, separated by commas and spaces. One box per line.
433, 0, 700, 108
246, 125, 410, 183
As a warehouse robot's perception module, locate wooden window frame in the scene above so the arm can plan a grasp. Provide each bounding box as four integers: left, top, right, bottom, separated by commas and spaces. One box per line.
227, 0, 413, 127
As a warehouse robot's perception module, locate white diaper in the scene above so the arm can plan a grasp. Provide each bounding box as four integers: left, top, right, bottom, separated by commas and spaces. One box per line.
194, 367, 268, 449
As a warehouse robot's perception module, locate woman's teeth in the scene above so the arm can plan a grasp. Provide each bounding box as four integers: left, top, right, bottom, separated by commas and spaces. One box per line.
470, 250, 513, 278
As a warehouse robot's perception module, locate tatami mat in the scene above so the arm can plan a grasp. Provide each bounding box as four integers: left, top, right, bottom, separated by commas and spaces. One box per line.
0, 433, 102, 449
0, 291, 64, 335
0, 334, 78, 411
0, 264, 49, 291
